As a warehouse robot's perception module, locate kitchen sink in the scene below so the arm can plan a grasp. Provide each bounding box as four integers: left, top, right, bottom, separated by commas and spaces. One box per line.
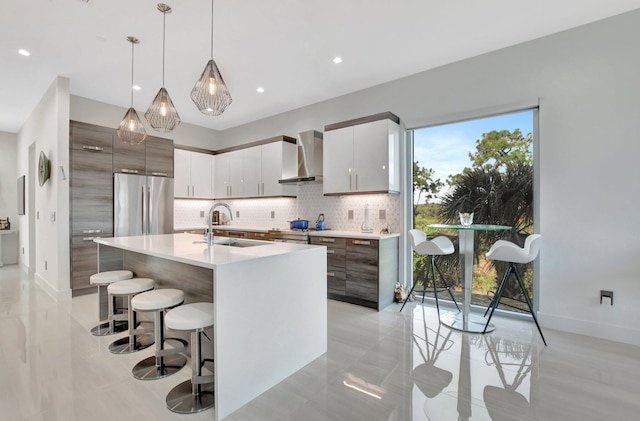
214, 239, 268, 248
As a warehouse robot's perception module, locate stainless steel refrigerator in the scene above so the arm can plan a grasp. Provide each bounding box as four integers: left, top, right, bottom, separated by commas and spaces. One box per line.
114, 173, 173, 237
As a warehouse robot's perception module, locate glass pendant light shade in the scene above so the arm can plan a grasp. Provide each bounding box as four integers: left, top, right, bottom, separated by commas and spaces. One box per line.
116, 36, 147, 144
145, 87, 181, 132
191, 59, 232, 116
117, 107, 147, 144
146, 3, 180, 132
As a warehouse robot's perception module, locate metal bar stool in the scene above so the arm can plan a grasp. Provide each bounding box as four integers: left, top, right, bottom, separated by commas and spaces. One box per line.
107, 278, 155, 354
89, 270, 133, 336
401, 229, 461, 317
131, 289, 188, 380
482, 234, 547, 346
165, 302, 215, 414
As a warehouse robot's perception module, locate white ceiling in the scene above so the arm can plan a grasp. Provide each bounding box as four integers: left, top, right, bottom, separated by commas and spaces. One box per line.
2, 0, 640, 134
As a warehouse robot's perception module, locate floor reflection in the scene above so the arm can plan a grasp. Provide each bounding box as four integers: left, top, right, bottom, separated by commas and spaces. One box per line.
412, 305, 536, 421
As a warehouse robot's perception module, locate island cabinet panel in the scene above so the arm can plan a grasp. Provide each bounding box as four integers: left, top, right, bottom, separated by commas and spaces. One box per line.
69, 121, 115, 296
311, 235, 398, 310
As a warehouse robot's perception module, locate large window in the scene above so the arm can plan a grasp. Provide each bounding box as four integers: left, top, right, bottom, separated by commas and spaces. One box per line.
411, 110, 536, 312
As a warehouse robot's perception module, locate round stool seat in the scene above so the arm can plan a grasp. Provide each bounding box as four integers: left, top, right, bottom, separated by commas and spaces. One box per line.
108, 278, 155, 295
165, 302, 214, 331
90, 270, 133, 286
132, 289, 185, 311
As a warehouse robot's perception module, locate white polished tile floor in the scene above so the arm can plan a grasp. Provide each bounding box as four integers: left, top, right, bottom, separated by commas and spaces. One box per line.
1, 264, 639, 420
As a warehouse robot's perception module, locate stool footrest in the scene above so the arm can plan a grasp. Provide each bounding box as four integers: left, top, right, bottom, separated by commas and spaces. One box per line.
193, 374, 214, 385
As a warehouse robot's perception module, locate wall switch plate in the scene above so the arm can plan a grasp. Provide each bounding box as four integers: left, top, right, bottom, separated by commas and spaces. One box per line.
44, 261, 47, 270
50, 211, 56, 222
271, 211, 275, 219
348, 210, 354, 220
200, 211, 205, 217
236, 211, 240, 218
379, 209, 386, 220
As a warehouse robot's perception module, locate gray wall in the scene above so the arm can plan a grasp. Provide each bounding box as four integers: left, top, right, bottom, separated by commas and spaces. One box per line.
217, 11, 640, 345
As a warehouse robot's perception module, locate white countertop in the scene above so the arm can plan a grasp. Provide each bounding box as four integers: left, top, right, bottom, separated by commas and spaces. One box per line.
95, 233, 322, 270
308, 230, 399, 240
174, 224, 399, 240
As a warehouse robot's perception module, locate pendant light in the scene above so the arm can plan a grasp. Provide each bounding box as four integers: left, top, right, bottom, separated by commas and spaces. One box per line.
116, 36, 147, 145
145, 3, 181, 132
191, 0, 232, 116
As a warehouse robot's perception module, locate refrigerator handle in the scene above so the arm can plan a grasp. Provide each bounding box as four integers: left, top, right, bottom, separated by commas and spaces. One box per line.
141, 185, 146, 235
147, 185, 152, 234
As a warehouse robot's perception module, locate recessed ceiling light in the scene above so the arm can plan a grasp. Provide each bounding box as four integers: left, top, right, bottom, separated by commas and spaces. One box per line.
256, 86, 265, 93
332, 56, 342, 64
18, 49, 30, 57
132, 85, 141, 91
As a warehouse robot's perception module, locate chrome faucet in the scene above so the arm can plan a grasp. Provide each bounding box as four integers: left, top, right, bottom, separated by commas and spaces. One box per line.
207, 202, 234, 244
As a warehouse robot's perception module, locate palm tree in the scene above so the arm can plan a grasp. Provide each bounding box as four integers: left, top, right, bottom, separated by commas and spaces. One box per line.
437, 162, 534, 304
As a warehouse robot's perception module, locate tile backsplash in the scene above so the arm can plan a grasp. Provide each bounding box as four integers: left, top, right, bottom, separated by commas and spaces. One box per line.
174, 184, 401, 234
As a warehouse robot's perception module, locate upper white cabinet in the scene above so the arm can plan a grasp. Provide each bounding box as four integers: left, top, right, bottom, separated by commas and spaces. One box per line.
323, 112, 401, 195
214, 137, 297, 199
215, 149, 243, 198
174, 149, 214, 198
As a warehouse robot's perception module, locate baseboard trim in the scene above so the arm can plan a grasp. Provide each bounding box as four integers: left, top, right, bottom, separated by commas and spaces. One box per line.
34, 273, 72, 302
538, 311, 640, 347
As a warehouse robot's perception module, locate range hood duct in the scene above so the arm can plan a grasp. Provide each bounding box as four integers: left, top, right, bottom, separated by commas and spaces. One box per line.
279, 130, 323, 184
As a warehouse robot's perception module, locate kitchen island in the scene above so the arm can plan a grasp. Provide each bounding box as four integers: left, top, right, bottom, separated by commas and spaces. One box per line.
94, 233, 327, 420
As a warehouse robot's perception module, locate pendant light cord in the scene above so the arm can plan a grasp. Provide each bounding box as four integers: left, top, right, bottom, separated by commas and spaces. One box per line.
162, 10, 166, 87
210, 0, 214, 59
130, 40, 135, 106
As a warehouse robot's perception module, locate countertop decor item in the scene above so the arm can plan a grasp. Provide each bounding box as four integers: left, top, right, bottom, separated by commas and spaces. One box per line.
38, 151, 50, 186
191, 0, 232, 116
145, 3, 181, 132
116, 36, 147, 144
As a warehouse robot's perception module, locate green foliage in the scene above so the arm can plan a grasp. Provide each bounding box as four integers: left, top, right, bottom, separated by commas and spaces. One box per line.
413, 161, 443, 219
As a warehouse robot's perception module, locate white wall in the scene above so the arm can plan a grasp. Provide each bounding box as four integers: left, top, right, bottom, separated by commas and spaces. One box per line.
17, 77, 71, 300
0, 131, 19, 264
70, 96, 219, 150
215, 11, 640, 345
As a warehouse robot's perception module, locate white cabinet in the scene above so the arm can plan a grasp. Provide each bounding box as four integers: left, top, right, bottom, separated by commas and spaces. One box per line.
214, 140, 297, 199
323, 114, 400, 195
174, 149, 214, 198
215, 149, 243, 198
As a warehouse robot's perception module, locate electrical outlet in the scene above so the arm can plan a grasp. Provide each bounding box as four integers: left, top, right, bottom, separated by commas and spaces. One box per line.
50, 211, 56, 222
271, 211, 275, 219
348, 210, 354, 220
200, 211, 205, 217
45, 261, 48, 270
379, 209, 386, 220
600, 290, 613, 305
22, 247, 25, 254
236, 211, 240, 218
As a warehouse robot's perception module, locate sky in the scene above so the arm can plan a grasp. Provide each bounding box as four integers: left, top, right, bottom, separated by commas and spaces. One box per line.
413, 110, 534, 202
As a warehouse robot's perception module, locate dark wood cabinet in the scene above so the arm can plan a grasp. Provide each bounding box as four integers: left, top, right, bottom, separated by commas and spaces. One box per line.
145, 136, 174, 177
311, 235, 398, 310
69, 121, 115, 295
112, 134, 173, 177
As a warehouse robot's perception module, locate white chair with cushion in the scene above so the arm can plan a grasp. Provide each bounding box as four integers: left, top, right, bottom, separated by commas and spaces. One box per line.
107, 278, 156, 354
482, 234, 546, 345
89, 270, 133, 336
130, 289, 188, 380
401, 229, 461, 317
165, 302, 215, 414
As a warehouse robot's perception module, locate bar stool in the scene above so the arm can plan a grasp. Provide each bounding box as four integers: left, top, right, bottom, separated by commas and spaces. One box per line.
482, 234, 547, 346
165, 302, 215, 414
108, 278, 155, 354
89, 270, 133, 336
131, 289, 188, 380
401, 229, 461, 317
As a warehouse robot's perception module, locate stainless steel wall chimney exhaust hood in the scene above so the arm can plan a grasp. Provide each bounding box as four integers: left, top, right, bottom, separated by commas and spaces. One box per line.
279, 130, 323, 184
